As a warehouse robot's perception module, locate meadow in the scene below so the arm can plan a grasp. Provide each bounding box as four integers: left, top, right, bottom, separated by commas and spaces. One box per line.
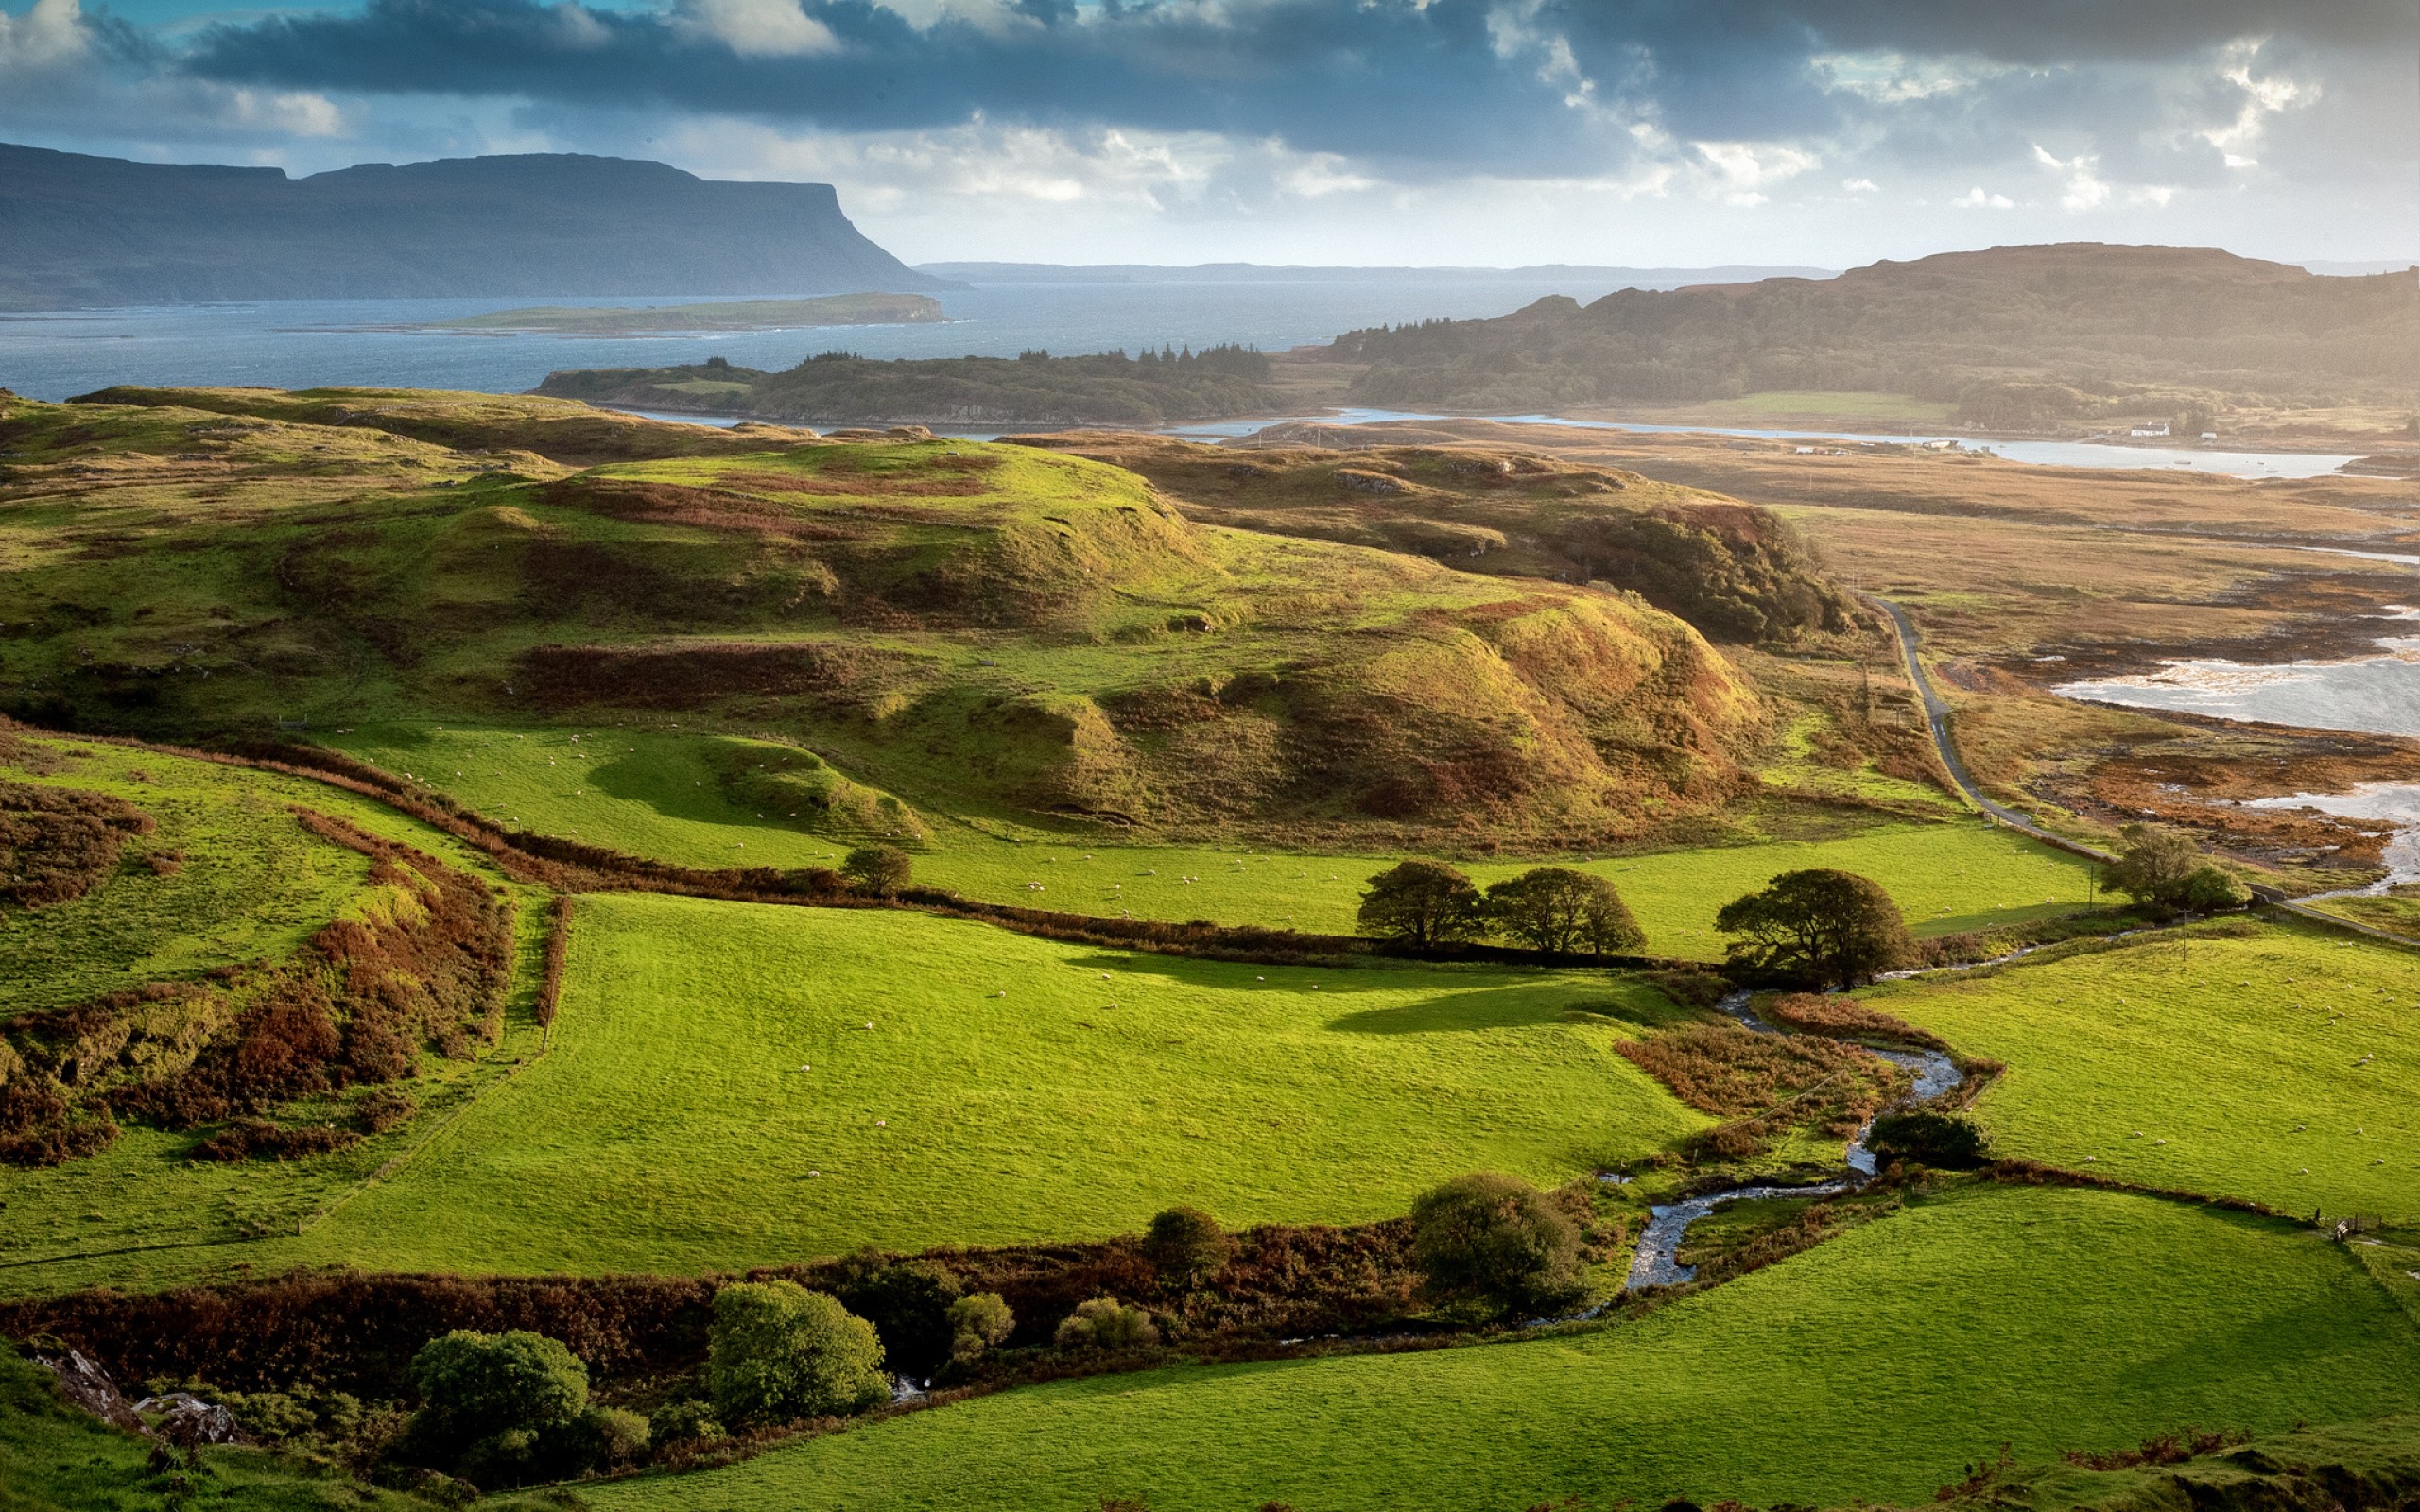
327, 722, 2097, 952
284, 895, 1705, 1275
588, 1183, 2420, 1512
1865, 921, 2420, 1221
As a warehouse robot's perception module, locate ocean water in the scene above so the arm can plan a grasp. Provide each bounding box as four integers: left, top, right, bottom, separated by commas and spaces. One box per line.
0, 275, 1650, 402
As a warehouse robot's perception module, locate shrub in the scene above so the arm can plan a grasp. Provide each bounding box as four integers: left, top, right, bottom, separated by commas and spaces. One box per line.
582, 1405, 649, 1467
1409, 1172, 1582, 1316
406, 1329, 589, 1482
356, 1087, 418, 1133
2103, 825, 2241, 917
1863, 1109, 1993, 1169
1054, 1297, 1159, 1351
835, 1257, 962, 1378
1355, 860, 1485, 946
1483, 867, 1644, 954
1144, 1206, 1235, 1287
190, 1118, 361, 1162
946, 1293, 1014, 1366
648, 1398, 726, 1446
1715, 868, 1914, 988
706, 1281, 889, 1425
842, 844, 913, 897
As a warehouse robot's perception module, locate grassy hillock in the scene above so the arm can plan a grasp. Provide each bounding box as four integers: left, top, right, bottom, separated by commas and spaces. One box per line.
537, 344, 1278, 427
585, 1183, 2420, 1512
1865, 920, 2420, 1222
0, 387, 1764, 848
1324, 245, 2420, 421
1011, 430, 1854, 644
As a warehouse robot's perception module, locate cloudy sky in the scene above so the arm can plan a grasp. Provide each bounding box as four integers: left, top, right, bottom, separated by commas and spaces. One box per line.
3, 0, 2415, 267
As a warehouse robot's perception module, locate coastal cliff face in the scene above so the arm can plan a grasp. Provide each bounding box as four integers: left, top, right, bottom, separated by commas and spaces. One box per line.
0, 145, 946, 309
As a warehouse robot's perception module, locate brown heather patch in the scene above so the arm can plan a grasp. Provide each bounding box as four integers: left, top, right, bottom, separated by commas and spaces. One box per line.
510, 641, 919, 712
1761, 992, 1949, 1052
541, 477, 878, 540
1618, 1022, 1902, 1147
0, 780, 155, 910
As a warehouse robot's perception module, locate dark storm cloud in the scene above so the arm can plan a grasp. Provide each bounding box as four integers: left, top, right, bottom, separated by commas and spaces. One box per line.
176, 0, 2412, 176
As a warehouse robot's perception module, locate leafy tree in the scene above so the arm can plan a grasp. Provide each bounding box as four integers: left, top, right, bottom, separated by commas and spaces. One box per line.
1053, 1297, 1159, 1350
706, 1281, 890, 1424
842, 843, 913, 896
1862, 1109, 1993, 1169
1484, 868, 1645, 954
835, 1256, 963, 1378
2105, 825, 2241, 916
1144, 1205, 1236, 1286
1714, 868, 1914, 989
946, 1293, 1015, 1366
1356, 860, 1485, 946
406, 1330, 592, 1483
1409, 1171, 1582, 1316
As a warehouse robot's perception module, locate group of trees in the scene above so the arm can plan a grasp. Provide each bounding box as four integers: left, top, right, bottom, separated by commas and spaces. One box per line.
1357, 861, 1646, 955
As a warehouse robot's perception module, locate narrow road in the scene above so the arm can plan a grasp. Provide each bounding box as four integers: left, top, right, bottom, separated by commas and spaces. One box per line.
1865, 594, 2102, 852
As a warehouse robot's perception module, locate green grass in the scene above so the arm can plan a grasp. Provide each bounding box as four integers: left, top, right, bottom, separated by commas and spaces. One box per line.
586, 1183, 2420, 1512
1864, 921, 2420, 1221
281, 895, 1704, 1275
324, 722, 2097, 954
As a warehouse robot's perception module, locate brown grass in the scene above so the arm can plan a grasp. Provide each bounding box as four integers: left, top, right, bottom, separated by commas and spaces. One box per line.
0, 780, 154, 910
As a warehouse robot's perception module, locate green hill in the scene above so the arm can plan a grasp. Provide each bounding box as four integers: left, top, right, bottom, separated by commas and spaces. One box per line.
1323, 244, 2420, 421
0, 387, 1764, 847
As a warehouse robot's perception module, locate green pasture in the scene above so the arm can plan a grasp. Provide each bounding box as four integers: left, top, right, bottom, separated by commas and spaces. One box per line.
588, 1183, 2420, 1512
325, 722, 2095, 954
1867, 921, 2420, 1221
285, 895, 1704, 1275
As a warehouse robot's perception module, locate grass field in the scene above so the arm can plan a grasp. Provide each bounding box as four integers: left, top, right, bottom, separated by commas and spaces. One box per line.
1866, 921, 2420, 1221
325, 722, 2096, 953
588, 1183, 2420, 1512
285, 895, 1705, 1275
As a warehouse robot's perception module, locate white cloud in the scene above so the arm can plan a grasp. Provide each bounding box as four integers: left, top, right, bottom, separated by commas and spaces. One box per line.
1812, 50, 1991, 104
1841, 177, 1878, 193
0, 0, 90, 72
2031, 145, 2109, 211
1691, 140, 1818, 206
1952, 186, 2014, 210
2200, 39, 2310, 170
673, 0, 839, 58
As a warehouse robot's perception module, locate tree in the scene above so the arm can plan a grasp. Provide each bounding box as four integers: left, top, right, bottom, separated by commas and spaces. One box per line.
946, 1293, 1015, 1366
1144, 1205, 1236, 1286
2105, 825, 2239, 916
406, 1329, 593, 1484
835, 1257, 963, 1378
1484, 868, 1645, 954
1054, 1297, 1159, 1350
1714, 868, 1914, 989
706, 1281, 890, 1424
1862, 1109, 1992, 1169
842, 843, 913, 896
1356, 860, 1485, 947
1409, 1172, 1582, 1316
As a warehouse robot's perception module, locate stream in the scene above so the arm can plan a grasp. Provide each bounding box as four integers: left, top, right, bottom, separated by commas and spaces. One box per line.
1617, 992, 1963, 1291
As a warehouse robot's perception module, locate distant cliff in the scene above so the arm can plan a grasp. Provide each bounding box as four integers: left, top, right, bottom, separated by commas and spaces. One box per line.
0, 144, 947, 309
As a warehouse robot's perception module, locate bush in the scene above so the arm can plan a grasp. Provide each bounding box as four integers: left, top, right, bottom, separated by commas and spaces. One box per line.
356, 1087, 418, 1133
842, 844, 912, 897
406, 1329, 590, 1482
1144, 1206, 1235, 1286
1054, 1297, 1159, 1351
1356, 860, 1485, 946
1863, 1109, 1992, 1169
1483, 867, 1644, 954
1715, 868, 1914, 988
2103, 825, 2240, 917
1409, 1172, 1582, 1316
646, 1398, 725, 1447
705, 1281, 889, 1425
582, 1405, 649, 1467
835, 1257, 962, 1378
946, 1293, 1014, 1366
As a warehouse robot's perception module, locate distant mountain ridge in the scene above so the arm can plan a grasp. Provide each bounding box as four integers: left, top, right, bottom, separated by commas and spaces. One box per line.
0, 144, 948, 310
918, 262, 1838, 287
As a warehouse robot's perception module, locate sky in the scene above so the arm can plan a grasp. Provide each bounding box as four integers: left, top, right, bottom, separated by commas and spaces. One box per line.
2, 0, 2416, 268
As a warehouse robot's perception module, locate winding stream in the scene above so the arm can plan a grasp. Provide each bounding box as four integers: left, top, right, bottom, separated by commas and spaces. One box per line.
1618, 992, 1963, 1291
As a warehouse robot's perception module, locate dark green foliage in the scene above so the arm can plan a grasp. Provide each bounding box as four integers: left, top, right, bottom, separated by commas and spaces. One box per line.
648, 1397, 726, 1447
1053, 1297, 1159, 1351
1483, 867, 1644, 954
2104, 826, 2243, 917
835, 1256, 962, 1378
1864, 1110, 1993, 1170
1409, 1172, 1582, 1316
945, 1293, 1014, 1367
842, 843, 913, 897
1144, 1206, 1236, 1286
1715, 868, 1915, 989
405, 1329, 597, 1485
1356, 860, 1485, 947
705, 1281, 889, 1425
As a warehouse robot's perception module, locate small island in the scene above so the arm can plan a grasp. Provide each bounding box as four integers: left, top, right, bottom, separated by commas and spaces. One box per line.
413, 292, 947, 335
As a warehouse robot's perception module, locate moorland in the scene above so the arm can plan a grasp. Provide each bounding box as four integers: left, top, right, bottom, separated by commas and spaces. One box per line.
2, 362, 2418, 1512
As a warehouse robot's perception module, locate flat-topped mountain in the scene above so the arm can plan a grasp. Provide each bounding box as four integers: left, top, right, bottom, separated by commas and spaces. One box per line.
1327, 243, 2420, 422
0, 144, 946, 310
